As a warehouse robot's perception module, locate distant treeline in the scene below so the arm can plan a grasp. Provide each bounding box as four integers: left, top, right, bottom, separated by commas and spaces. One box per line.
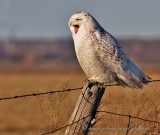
0, 39, 159, 71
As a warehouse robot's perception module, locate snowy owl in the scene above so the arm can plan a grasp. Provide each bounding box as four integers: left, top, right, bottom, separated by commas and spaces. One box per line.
68, 12, 151, 89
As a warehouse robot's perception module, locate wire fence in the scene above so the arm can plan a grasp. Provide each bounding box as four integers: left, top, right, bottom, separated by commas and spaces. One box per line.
42, 110, 160, 135
1, 79, 159, 102
0, 87, 82, 101
0, 79, 160, 135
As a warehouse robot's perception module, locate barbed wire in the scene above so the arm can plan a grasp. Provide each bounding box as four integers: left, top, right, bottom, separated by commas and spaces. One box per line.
42, 110, 160, 135
105, 79, 160, 87
41, 113, 93, 135
41, 79, 160, 135
97, 110, 160, 124
97, 110, 160, 135
0, 79, 159, 102
0, 79, 159, 134
126, 115, 131, 135
0, 87, 82, 101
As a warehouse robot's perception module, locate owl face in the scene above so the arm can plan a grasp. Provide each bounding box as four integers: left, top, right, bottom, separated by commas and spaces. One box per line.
68, 12, 95, 35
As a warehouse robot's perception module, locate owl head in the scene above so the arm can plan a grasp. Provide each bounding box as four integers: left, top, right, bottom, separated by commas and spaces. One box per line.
68, 12, 101, 35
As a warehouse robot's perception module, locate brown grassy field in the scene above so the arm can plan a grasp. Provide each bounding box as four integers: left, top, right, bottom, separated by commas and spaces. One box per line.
0, 70, 159, 135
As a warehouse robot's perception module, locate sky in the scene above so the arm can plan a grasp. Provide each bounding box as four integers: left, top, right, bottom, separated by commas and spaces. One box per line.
0, 0, 160, 40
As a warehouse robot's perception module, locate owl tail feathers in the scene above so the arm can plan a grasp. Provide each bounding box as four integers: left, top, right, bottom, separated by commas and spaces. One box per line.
115, 73, 151, 89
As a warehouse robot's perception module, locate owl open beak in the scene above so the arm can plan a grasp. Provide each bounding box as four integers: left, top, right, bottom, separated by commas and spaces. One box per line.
74, 25, 79, 33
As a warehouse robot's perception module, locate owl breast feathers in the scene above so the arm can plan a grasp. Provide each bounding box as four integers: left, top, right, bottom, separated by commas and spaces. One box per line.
69, 12, 151, 89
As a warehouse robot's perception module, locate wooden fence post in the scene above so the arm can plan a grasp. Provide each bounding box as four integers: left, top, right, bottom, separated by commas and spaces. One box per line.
65, 80, 105, 135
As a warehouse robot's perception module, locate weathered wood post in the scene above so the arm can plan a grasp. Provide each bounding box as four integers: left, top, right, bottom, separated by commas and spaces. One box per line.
65, 80, 105, 135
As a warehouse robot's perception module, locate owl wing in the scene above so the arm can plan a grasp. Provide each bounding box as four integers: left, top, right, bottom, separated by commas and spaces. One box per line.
91, 30, 151, 88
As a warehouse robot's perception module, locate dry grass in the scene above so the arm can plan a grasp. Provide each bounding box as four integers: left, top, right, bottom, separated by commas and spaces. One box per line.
0, 70, 159, 135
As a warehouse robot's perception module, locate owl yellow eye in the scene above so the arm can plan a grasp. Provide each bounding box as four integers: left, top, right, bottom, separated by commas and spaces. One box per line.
76, 18, 82, 21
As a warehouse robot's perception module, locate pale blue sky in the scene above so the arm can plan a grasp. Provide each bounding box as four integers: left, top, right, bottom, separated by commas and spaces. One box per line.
0, 0, 160, 39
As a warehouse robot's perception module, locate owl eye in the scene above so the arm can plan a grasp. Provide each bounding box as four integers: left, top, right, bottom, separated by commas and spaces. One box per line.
76, 18, 82, 21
